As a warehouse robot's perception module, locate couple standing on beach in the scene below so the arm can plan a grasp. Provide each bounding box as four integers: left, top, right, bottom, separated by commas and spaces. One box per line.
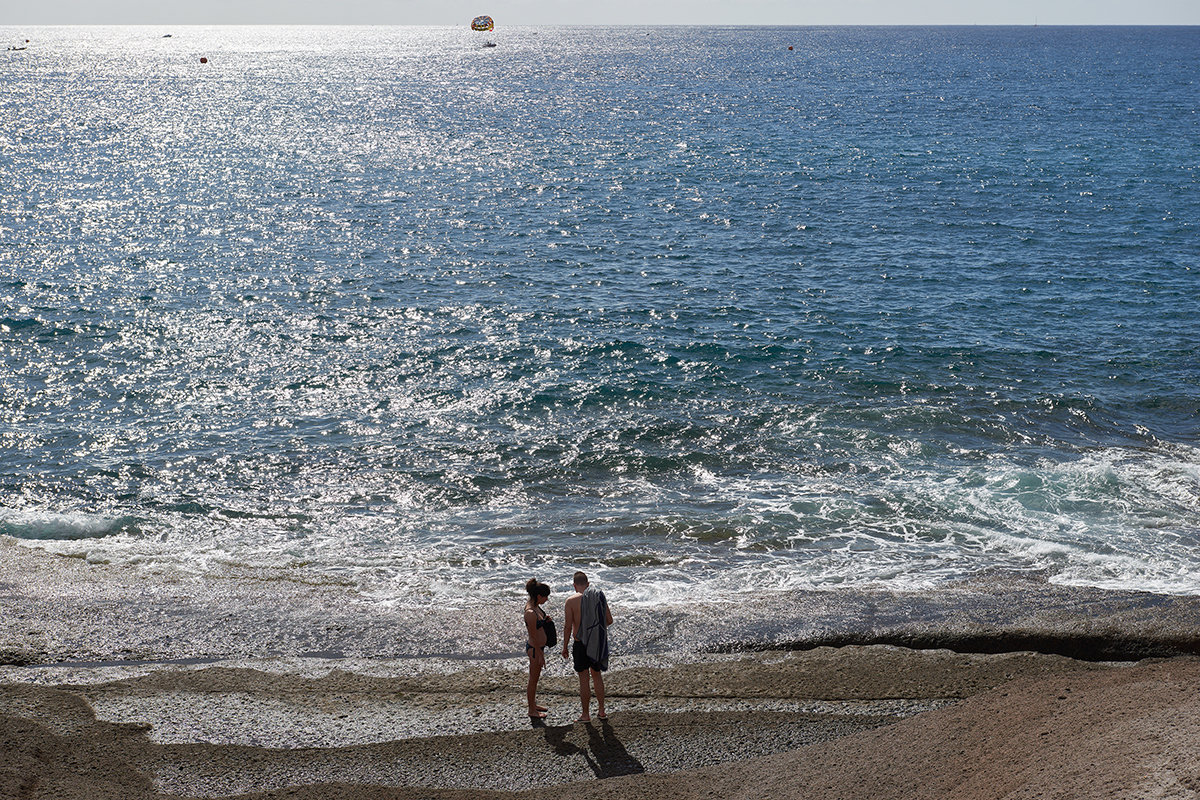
524, 571, 613, 722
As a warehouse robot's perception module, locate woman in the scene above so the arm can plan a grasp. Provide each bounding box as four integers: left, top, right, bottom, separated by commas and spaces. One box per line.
523, 579, 556, 719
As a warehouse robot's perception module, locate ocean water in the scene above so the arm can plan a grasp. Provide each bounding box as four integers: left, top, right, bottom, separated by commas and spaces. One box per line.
2, 25, 1198, 611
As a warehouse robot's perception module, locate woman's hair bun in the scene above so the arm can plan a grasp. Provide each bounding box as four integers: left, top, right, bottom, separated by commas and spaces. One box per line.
526, 578, 539, 596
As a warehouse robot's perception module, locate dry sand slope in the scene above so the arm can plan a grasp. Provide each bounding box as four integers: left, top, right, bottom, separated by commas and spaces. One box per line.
4, 646, 1200, 800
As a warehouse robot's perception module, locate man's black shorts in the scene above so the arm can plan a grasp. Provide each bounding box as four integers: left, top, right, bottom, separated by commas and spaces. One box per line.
572, 640, 604, 673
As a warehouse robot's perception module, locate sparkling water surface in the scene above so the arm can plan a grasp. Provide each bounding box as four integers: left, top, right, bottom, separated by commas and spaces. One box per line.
2, 25, 1199, 607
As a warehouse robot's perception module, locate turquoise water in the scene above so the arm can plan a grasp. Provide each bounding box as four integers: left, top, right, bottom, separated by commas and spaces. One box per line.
2, 25, 1198, 608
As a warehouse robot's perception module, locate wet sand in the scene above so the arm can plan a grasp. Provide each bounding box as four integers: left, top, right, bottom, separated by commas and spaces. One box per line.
5, 646, 1199, 799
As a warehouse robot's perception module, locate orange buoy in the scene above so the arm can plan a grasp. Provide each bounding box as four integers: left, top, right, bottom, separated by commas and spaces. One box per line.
200, 57, 208, 64
788, 46, 793, 51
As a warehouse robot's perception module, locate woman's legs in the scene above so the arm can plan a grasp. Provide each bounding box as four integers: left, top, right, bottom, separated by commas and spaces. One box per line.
527, 650, 546, 717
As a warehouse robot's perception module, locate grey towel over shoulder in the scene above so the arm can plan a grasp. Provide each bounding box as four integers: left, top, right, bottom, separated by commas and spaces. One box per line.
578, 586, 610, 671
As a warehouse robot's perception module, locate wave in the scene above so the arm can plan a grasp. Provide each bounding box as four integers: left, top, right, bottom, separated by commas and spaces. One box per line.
0, 510, 141, 541
0, 317, 41, 333
5, 440, 1197, 605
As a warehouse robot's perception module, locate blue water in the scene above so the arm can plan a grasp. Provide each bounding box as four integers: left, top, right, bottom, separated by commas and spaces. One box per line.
2, 25, 1198, 607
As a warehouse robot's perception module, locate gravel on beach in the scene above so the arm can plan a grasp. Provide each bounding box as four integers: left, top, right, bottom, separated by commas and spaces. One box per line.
7, 644, 1190, 800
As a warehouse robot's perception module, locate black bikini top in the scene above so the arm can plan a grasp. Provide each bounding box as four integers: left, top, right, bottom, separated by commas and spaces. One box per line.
529, 605, 558, 647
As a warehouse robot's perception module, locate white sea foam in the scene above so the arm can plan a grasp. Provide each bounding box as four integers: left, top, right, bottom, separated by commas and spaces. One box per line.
0, 509, 136, 542
5, 442, 1200, 607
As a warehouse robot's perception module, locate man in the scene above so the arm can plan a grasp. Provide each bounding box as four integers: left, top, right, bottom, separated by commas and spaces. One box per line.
561, 570, 613, 722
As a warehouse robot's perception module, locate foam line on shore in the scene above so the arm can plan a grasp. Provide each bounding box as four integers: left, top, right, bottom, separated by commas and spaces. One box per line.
9, 536, 1200, 671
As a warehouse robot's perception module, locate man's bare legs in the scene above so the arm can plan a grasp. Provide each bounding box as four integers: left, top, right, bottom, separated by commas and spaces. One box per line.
576, 669, 591, 721
576, 668, 606, 721
593, 669, 607, 719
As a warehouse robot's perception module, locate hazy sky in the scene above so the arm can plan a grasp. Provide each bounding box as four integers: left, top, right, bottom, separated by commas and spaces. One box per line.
4, 0, 1199, 26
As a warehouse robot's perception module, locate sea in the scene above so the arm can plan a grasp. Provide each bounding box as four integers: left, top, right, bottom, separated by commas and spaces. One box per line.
2, 26, 1198, 645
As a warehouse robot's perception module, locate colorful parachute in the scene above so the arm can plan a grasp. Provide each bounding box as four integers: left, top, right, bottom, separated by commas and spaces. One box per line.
471, 15, 494, 32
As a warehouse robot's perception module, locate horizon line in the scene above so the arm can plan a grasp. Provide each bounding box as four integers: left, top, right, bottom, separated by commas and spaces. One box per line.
6, 22, 1200, 27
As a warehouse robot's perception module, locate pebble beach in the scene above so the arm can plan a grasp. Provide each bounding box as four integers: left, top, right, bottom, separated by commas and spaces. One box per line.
5, 644, 1199, 799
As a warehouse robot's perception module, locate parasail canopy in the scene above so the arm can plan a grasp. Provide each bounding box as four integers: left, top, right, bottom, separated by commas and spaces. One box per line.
471, 15, 494, 31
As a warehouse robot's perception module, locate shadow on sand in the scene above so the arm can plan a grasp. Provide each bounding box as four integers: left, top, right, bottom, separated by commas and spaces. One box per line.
532, 716, 646, 779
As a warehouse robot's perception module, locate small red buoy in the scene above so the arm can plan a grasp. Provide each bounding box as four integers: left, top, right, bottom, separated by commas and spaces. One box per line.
199, 57, 208, 64
788, 46, 793, 51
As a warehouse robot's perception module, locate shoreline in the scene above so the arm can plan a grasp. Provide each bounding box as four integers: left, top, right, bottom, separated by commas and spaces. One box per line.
8, 537, 1200, 671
